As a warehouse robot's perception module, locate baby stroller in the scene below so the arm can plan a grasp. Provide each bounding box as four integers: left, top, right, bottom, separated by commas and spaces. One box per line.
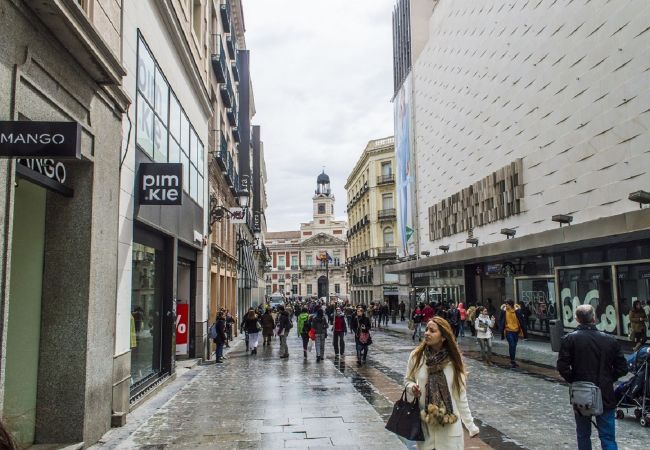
615, 345, 650, 426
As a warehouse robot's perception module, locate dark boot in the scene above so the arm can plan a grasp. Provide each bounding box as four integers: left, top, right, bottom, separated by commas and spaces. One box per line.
304, 350, 307, 358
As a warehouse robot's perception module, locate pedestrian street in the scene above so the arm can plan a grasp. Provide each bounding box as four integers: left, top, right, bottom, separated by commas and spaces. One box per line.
90, 324, 649, 450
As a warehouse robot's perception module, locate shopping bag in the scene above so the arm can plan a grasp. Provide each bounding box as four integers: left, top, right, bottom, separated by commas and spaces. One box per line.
309, 328, 316, 341
385, 388, 424, 441
407, 320, 414, 330
308, 340, 314, 352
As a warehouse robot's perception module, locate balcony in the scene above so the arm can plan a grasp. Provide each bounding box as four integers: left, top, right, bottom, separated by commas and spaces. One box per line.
210, 34, 227, 83
226, 34, 235, 58
290, 265, 299, 270
232, 126, 240, 143
220, 72, 233, 107
231, 59, 239, 82
215, 131, 229, 172
277, 266, 285, 271
220, 1, 231, 33
226, 100, 237, 126
378, 208, 396, 221
377, 174, 395, 185
378, 246, 397, 259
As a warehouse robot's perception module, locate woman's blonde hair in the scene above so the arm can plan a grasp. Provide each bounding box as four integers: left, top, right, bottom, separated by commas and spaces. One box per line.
408, 317, 466, 395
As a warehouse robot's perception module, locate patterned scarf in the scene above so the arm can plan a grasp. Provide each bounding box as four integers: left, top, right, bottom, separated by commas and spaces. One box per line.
422, 347, 458, 426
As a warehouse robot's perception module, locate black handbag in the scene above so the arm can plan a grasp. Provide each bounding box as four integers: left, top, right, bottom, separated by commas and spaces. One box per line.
385, 388, 425, 441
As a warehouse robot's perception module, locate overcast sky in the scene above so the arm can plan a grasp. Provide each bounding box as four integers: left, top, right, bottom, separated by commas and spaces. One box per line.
244, 0, 395, 232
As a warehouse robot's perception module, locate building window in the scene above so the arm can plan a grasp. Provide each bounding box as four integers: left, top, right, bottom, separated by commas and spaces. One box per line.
192, 0, 202, 41
318, 203, 325, 214
136, 35, 204, 206
291, 256, 298, 268
292, 285, 298, 294
279, 285, 284, 293
266, 285, 272, 295
381, 161, 392, 176
307, 284, 312, 294
278, 255, 285, 269
382, 193, 394, 209
335, 284, 340, 294
383, 227, 394, 246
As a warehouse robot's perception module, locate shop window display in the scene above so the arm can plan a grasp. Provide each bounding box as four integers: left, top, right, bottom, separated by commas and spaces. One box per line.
131, 243, 163, 387
558, 266, 616, 334
616, 263, 650, 339
516, 278, 556, 333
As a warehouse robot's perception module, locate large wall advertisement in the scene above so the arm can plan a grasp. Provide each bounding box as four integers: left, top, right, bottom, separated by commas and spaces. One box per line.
394, 74, 416, 257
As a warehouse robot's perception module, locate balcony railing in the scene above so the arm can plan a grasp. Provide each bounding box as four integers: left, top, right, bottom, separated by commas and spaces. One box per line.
231, 60, 239, 82
220, 71, 233, 107
290, 265, 299, 270
210, 34, 227, 83
378, 208, 396, 220
226, 34, 235, 58
378, 246, 397, 258
226, 100, 237, 126
232, 126, 240, 143
220, 1, 231, 33
377, 174, 395, 185
277, 265, 285, 270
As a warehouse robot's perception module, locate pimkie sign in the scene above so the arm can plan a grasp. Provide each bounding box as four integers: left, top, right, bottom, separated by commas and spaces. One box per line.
0, 121, 81, 159
139, 163, 183, 205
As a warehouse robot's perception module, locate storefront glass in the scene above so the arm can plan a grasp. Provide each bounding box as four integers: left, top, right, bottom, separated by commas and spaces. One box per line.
616, 263, 650, 338
558, 266, 616, 334
516, 278, 556, 333
131, 243, 163, 387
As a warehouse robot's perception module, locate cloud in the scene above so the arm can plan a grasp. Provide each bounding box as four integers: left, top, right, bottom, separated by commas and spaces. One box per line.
245, 0, 395, 231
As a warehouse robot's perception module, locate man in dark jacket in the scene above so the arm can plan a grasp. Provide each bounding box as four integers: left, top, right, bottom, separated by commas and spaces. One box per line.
557, 305, 628, 450
277, 306, 291, 359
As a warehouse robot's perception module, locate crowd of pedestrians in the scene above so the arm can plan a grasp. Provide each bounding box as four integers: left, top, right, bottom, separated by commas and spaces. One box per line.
208, 296, 635, 450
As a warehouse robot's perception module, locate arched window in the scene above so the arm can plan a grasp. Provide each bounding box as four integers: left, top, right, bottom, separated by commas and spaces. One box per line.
383, 227, 394, 246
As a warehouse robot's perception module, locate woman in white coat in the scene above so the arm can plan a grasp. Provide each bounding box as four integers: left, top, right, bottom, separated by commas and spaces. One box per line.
404, 316, 479, 450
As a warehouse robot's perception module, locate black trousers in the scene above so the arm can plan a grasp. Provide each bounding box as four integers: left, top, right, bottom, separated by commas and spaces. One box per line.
333, 331, 345, 355
301, 334, 309, 351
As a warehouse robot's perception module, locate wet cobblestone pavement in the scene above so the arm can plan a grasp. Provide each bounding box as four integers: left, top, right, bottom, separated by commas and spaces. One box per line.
92, 324, 649, 450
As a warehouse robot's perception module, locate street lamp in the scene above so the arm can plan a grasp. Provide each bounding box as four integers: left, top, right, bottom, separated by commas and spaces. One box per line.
500, 228, 516, 239
552, 214, 573, 227
629, 190, 650, 208
466, 238, 479, 247
238, 188, 250, 209
438, 245, 450, 253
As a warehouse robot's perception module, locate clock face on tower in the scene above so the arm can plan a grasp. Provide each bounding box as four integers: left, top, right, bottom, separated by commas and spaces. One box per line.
318, 203, 325, 214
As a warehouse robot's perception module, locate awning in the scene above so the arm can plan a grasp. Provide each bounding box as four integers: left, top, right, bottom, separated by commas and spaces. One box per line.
386, 208, 650, 274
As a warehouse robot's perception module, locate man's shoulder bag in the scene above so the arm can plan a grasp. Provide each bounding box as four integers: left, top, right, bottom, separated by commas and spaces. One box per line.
570, 381, 603, 417
385, 388, 424, 441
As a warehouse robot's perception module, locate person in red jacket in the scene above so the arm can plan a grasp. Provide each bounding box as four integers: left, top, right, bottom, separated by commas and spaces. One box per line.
422, 303, 434, 322
331, 306, 348, 357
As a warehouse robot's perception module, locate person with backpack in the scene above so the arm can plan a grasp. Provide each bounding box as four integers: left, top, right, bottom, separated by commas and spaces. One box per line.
351, 306, 372, 365
311, 309, 328, 362
297, 307, 311, 359
557, 304, 628, 450
211, 311, 227, 363
277, 305, 292, 359
412, 303, 424, 342
331, 306, 347, 358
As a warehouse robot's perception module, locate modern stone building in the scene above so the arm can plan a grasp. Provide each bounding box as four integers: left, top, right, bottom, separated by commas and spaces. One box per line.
0, 0, 129, 447
345, 137, 409, 309
389, 0, 650, 339
265, 173, 348, 300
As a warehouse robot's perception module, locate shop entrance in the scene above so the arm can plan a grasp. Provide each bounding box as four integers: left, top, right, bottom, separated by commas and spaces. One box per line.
3, 180, 46, 446
176, 258, 196, 358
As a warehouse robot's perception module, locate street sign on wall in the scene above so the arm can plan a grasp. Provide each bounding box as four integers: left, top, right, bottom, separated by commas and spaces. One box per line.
0, 121, 81, 159
138, 163, 183, 205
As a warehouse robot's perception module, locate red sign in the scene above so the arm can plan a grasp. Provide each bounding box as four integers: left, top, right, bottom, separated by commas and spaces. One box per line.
176, 304, 188, 354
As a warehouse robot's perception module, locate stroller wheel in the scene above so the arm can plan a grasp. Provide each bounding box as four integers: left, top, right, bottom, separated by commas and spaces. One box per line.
634, 408, 643, 420
616, 409, 625, 419
641, 416, 650, 427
